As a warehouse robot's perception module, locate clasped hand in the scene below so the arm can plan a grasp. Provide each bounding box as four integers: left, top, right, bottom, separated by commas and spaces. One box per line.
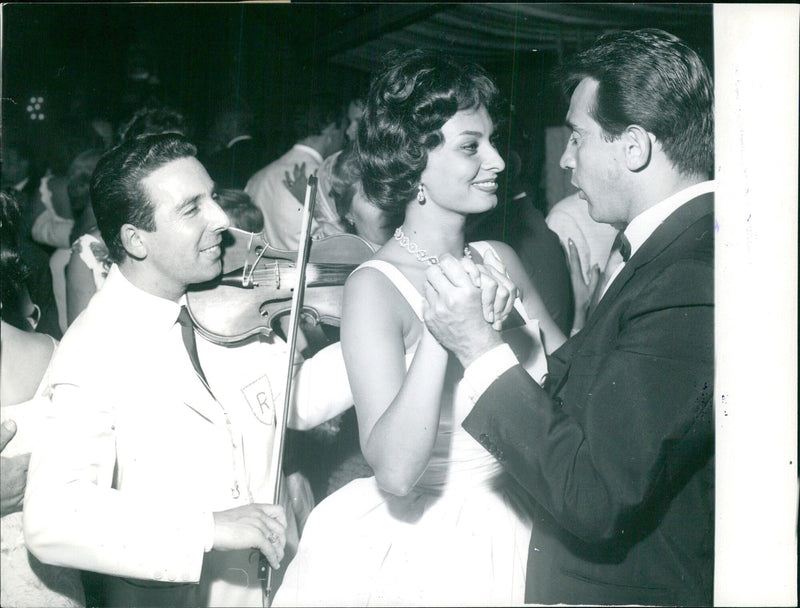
423, 251, 517, 368
0, 420, 29, 517
213, 503, 287, 569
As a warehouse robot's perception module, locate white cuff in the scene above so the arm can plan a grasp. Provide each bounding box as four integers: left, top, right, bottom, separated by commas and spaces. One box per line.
203, 511, 215, 552
462, 343, 518, 403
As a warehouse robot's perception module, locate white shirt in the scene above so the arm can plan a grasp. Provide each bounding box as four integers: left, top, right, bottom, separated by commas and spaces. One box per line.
24, 265, 353, 606
601, 180, 715, 297
464, 180, 716, 400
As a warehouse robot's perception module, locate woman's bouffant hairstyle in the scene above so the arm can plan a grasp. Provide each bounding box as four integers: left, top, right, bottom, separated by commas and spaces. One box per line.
356, 50, 502, 228
0, 189, 30, 328
558, 29, 713, 178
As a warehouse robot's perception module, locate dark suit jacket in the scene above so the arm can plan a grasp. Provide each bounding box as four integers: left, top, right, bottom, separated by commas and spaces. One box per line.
508, 197, 574, 335
463, 193, 714, 605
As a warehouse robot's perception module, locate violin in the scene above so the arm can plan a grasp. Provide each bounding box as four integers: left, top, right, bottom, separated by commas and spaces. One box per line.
186, 227, 375, 345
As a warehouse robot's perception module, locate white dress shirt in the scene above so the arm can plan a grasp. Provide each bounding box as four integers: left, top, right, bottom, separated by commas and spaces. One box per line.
600, 180, 715, 297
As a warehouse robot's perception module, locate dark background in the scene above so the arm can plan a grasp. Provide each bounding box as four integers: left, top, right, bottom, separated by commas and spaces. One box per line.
2, 3, 713, 178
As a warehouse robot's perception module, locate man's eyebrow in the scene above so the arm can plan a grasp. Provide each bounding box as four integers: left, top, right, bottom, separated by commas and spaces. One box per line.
458, 129, 484, 137
179, 193, 203, 210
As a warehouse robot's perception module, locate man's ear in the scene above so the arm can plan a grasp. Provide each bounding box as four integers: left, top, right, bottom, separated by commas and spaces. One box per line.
623, 125, 653, 172
120, 223, 147, 260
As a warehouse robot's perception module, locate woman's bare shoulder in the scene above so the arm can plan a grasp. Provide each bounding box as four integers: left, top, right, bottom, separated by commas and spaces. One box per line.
0, 322, 56, 406
479, 239, 518, 261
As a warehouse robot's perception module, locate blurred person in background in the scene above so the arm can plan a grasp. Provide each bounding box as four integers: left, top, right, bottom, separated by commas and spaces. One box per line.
1, 132, 61, 339
203, 100, 267, 190
245, 95, 349, 251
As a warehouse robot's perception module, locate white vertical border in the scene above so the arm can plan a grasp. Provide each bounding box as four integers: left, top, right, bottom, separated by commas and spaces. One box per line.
714, 4, 798, 606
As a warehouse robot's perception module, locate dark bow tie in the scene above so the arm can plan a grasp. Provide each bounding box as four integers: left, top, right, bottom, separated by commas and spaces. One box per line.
614, 231, 631, 262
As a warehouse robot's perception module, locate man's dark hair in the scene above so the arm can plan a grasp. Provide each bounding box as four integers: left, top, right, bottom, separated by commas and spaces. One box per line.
118, 105, 191, 143
90, 133, 197, 262
559, 28, 713, 177
212, 99, 255, 137
290, 95, 348, 141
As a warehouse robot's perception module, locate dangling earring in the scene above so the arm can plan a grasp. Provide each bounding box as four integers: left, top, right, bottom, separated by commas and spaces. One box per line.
417, 184, 426, 205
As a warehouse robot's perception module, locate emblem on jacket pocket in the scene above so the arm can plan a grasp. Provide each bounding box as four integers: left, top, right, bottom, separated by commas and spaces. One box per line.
241, 375, 277, 425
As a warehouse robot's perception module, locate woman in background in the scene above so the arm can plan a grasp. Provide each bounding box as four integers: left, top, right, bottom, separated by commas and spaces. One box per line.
324, 142, 392, 250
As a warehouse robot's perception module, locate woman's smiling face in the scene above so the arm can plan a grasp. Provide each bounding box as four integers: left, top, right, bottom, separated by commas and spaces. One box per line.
420, 105, 505, 215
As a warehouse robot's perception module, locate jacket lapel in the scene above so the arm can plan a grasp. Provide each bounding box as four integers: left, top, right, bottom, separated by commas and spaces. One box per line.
181, 367, 225, 425
583, 193, 714, 331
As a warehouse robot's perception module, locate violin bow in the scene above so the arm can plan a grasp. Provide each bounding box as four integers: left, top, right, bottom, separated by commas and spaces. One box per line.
259, 174, 319, 606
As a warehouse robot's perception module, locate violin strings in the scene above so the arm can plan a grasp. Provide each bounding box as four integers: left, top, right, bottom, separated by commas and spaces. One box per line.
245, 263, 358, 287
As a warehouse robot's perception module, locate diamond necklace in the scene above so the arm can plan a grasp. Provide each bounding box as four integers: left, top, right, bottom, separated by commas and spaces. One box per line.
393, 226, 471, 265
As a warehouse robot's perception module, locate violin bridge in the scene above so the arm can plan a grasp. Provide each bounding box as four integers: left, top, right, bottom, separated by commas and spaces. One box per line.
241, 262, 254, 287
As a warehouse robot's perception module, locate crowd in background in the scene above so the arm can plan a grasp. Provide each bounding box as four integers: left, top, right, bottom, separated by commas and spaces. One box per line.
1, 59, 622, 607
2, 86, 603, 343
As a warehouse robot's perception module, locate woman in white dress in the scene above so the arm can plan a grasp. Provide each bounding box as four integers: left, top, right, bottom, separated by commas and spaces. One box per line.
274, 50, 568, 607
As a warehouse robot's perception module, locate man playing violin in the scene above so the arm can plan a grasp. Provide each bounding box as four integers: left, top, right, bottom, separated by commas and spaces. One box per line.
23, 133, 355, 607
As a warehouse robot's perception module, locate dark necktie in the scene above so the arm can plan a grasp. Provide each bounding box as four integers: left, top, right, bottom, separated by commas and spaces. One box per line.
615, 230, 631, 263
177, 305, 209, 387
587, 230, 631, 315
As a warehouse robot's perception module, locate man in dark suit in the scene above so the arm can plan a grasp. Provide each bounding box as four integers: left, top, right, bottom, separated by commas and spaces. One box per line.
423, 29, 714, 606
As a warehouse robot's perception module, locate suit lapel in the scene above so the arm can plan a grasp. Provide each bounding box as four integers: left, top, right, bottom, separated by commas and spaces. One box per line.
181, 365, 225, 425
583, 193, 714, 331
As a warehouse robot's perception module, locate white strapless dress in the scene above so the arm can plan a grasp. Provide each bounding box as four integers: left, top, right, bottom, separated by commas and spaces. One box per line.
274, 243, 547, 606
